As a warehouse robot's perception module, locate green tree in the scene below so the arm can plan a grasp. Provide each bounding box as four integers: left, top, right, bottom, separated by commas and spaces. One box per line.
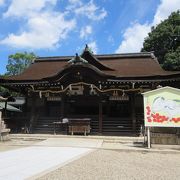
163, 46, 180, 70
142, 11, 180, 70
6, 52, 36, 75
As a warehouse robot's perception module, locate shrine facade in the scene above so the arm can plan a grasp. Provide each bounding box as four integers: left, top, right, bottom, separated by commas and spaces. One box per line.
1, 45, 180, 135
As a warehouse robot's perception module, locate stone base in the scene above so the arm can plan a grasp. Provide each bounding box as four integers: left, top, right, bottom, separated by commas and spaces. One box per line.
0, 129, 11, 141
151, 133, 180, 145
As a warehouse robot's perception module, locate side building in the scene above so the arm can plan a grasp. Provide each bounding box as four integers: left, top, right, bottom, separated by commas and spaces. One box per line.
0, 46, 180, 135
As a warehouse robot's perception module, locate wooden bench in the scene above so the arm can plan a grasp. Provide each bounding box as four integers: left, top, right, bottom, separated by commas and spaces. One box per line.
68, 118, 91, 136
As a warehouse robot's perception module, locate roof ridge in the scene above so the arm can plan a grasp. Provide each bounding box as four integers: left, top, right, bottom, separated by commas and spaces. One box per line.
96, 52, 153, 58
35, 52, 154, 62
35, 56, 73, 62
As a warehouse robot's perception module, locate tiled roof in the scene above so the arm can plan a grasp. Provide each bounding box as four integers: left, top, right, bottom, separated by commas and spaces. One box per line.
2, 52, 180, 82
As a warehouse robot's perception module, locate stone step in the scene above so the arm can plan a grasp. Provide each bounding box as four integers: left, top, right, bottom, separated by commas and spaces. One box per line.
10, 133, 144, 143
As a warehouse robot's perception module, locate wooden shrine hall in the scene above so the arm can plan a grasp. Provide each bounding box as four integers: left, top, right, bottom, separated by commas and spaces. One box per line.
1, 45, 180, 135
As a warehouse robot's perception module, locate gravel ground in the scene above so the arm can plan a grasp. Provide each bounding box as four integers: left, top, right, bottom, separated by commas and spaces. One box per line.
38, 149, 180, 180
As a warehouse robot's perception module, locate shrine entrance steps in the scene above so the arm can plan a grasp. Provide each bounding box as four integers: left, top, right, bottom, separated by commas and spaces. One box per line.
32, 117, 142, 135
32, 117, 59, 134
103, 117, 134, 134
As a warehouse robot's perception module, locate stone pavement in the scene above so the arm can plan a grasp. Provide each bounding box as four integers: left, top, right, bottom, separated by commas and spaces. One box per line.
0, 137, 102, 180
9, 134, 180, 153
36, 137, 103, 148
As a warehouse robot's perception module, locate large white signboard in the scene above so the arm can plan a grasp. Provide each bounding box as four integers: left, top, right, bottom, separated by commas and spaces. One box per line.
143, 87, 180, 127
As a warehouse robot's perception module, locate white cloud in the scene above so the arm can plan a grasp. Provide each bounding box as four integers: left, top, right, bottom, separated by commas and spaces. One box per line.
153, 0, 180, 25
0, 0, 77, 49
0, 0, 4, 6
115, 0, 180, 53
4, 0, 57, 18
1, 0, 107, 50
1, 12, 76, 49
88, 41, 98, 54
68, 0, 82, 5
115, 23, 150, 53
74, 0, 107, 21
66, 0, 82, 11
80, 25, 92, 39
108, 35, 114, 44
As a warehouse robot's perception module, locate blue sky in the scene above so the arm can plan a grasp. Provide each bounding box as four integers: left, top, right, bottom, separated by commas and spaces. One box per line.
0, 0, 179, 75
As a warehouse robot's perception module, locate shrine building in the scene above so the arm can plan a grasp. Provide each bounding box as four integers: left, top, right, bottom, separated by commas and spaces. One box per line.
1, 45, 180, 135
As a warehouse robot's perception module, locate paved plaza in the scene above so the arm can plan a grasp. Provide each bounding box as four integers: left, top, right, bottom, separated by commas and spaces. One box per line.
0, 135, 180, 180
0, 137, 102, 180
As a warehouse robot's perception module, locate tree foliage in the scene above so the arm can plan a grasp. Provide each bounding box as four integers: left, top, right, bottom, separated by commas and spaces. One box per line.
163, 46, 180, 70
142, 11, 180, 70
6, 52, 36, 75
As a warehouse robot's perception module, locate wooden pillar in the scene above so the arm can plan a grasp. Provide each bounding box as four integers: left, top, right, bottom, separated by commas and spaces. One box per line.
0, 110, 2, 134
24, 97, 28, 115
43, 97, 47, 116
29, 93, 36, 133
24, 97, 28, 129
107, 100, 111, 116
61, 96, 65, 118
0, 110, 2, 141
131, 93, 136, 133
4, 101, 7, 118
98, 98, 103, 134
